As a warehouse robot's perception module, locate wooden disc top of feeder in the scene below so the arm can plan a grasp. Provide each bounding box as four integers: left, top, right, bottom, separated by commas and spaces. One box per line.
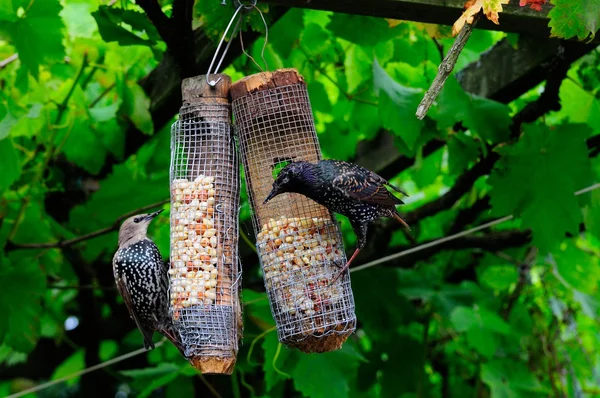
230, 68, 305, 100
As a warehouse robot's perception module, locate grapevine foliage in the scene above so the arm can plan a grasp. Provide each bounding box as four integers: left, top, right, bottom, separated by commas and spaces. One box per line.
0, 1, 599, 397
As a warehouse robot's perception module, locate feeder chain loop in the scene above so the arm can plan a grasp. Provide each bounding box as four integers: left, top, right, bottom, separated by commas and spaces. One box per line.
233, 0, 257, 10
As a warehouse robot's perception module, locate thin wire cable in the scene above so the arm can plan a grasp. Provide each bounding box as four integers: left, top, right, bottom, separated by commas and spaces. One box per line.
8, 181, 600, 397
350, 181, 600, 274
6, 340, 165, 398
239, 5, 269, 72
350, 216, 514, 274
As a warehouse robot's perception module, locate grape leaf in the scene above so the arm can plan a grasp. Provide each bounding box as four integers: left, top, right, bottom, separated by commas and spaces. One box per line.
292, 345, 360, 398
3, 0, 66, 78
548, 0, 600, 41
519, 0, 547, 11
488, 123, 593, 252
0, 255, 45, 353
452, 0, 510, 36
447, 133, 480, 175
120, 79, 154, 135
344, 44, 372, 93
92, 6, 158, 46
482, 360, 550, 397
373, 59, 424, 151
0, 138, 21, 197
327, 14, 398, 48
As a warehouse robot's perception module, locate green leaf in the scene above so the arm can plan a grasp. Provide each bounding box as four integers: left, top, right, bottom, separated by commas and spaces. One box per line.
0, 138, 21, 197
373, 59, 423, 150
479, 265, 519, 291
482, 359, 549, 397
92, 6, 156, 46
432, 77, 511, 142
558, 78, 600, 134
489, 123, 593, 252
344, 44, 372, 93
450, 306, 476, 332
467, 328, 496, 357
292, 345, 360, 398
51, 349, 85, 386
447, 133, 480, 175
5, 0, 66, 78
583, 188, 600, 239
299, 23, 332, 57
269, 9, 304, 59
463, 96, 511, 143
0, 255, 45, 353
56, 87, 107, 175
121, 80, 153, 135
553, 242, 600, 295
327, 14, 397, 47
548, 0, 600, 41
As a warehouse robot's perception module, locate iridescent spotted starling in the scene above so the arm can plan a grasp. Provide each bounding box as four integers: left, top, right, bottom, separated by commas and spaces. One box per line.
264, 160, 411, 283
113, 210, 184, 354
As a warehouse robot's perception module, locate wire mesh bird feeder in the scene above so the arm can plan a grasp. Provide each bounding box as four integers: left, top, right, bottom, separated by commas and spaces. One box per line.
231, 69, 357, 353
169, 74, 242, 374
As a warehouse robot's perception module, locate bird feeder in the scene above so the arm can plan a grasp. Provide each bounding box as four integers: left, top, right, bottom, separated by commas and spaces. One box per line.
169, 74, 242, 374
231, 69, 357, 353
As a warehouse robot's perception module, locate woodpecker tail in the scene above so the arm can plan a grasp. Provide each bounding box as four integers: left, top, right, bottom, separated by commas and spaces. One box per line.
158, 327, 187, 358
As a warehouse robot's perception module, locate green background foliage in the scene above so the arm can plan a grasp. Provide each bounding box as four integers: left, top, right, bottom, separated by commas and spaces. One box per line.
1, 0, 600, 397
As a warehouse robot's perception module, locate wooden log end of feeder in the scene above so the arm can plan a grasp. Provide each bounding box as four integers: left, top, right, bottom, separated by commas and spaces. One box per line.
181, 74, 232, 104
230, 68, 305, 100
190, 354, 236, 375
285, 328, 354, 354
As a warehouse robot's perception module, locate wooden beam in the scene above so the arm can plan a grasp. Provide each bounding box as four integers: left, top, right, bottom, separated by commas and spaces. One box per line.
260, 0, 599, 43
457, 36, 597, 102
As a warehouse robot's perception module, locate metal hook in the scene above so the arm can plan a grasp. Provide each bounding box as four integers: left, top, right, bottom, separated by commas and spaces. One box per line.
206, 4, 245, 87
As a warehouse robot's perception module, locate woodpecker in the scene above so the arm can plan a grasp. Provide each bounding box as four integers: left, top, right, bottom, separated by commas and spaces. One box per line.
113, 209, 184, 354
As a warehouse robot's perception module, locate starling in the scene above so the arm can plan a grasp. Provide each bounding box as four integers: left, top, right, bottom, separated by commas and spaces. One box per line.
264, 160, 410, 283
113, 209, 184, 354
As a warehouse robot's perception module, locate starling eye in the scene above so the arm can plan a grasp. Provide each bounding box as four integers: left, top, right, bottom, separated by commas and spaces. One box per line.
133, 217, 141, 223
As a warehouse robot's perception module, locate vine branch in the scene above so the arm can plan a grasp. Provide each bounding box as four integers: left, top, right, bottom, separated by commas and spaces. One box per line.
7, 199, 169, 251
416, 14, 479, 120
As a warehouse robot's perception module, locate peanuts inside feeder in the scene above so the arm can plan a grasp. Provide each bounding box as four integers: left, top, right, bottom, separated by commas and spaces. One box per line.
169, 74, 242, 374
231, 68, 357, 353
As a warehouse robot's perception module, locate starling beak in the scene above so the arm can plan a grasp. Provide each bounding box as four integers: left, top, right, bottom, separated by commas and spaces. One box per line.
264, 188, 279, 204
266, 159, 411, 281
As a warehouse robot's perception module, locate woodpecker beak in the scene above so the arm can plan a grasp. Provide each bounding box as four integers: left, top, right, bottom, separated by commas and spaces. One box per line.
145, 209, 164, 221
263, 186, 280, 204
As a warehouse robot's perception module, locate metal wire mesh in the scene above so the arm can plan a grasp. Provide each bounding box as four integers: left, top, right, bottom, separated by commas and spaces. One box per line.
232, 80, 356, 352
169, 102, 241, 360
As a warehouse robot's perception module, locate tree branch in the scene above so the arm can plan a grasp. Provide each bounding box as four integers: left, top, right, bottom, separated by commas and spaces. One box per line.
381, 229, 532, 269
404, 153, 498, 225
416, 13, 479, 120
7, 200, 169, 250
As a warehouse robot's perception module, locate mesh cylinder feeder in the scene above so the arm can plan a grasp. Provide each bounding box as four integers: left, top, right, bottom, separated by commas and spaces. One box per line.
231, 68, 357, 353
169, 74, 242, 374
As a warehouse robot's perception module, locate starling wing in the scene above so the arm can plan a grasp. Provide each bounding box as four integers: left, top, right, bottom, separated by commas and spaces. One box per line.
115, 273, 156, 350
330, 162, 406, 206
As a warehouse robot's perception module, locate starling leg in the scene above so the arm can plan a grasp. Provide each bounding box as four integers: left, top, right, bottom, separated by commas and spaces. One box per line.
330, 247, 361, 285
